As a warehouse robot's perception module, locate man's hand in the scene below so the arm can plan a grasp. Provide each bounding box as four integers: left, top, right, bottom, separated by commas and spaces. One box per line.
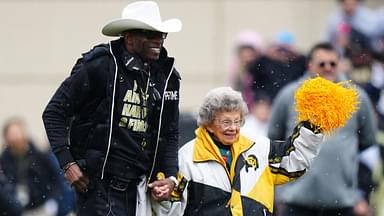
64, 163, 89, 193
148, 178, 176, 201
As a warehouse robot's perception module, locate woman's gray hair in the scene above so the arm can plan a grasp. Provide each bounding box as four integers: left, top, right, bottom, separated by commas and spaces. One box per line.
197, 87, 248, 127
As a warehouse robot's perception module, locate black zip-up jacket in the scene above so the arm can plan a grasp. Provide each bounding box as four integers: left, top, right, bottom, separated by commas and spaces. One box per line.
42, 38, 180, 181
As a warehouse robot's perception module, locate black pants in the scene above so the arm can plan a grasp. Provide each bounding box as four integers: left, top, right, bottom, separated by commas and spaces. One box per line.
281, 203, 354, 216
75, 177, 137, 216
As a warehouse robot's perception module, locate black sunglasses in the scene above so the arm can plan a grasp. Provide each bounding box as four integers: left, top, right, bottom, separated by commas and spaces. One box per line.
130, 29, 168, 40
318, 61, 337, 68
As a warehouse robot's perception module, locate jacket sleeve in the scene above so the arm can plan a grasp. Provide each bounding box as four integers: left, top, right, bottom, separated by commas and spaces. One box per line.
161, 68, 181, 178
269, 122, 324, 185
42, 59, 92, 168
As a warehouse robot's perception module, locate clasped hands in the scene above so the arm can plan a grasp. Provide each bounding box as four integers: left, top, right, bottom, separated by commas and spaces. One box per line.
148, 178, 176, 201
64, 162, 175, 202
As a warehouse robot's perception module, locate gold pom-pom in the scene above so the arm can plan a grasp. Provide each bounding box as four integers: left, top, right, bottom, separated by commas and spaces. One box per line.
294, 77, 359, 133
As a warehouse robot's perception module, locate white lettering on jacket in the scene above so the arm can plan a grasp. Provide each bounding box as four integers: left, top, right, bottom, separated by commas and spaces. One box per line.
164, 91, 178, 100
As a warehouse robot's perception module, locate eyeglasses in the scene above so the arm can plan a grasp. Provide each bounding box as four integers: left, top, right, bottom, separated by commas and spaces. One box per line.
216, 119, 242, 130
130, 29, 168, 40
317, 61, 337, 68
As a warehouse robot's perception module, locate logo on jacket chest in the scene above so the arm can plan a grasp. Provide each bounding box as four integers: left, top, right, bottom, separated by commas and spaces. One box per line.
164, 91, 178, 101
245, 155, 258, 172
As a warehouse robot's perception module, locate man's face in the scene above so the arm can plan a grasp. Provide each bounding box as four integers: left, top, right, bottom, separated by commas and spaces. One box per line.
342, 0, 359, 16
308, 49, 339, 81
126, 30, 167, 61
238, 46, 259, 64
4, 123, 28, 154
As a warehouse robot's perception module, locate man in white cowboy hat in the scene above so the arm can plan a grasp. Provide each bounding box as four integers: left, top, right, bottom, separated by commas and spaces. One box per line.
42, 1, 182, 215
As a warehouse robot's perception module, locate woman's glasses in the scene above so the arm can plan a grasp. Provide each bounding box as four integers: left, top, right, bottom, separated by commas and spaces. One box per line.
216, 119, 242, 130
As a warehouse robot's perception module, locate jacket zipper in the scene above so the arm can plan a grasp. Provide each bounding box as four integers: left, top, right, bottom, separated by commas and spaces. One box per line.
147, 61, 175, 186
100, 41, 119, 179
207, 141, 257, 191
227, 142, 256, 212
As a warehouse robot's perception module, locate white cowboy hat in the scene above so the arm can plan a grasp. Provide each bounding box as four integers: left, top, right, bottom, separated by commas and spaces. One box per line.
102, 1, 182, 36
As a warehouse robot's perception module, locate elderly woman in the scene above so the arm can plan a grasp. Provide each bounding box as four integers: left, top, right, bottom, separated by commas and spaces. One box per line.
153, 87, 323, 216
152, 86, 324, 216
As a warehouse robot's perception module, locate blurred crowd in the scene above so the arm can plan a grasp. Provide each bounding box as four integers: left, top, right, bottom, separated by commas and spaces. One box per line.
1, 0, 384, 215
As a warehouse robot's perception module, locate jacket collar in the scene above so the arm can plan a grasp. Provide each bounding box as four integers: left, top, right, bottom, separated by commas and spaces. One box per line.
115, 38, 146, 73
193, 127, 225, 164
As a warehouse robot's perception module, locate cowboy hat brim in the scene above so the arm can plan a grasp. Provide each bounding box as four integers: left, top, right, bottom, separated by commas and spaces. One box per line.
102, 18, 182, 36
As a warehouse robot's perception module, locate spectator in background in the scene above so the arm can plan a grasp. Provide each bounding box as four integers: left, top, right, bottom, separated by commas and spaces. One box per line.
326, 0, 378, 51
241, 92, 272, 139
0, 164, 22, 216
247, 31, 306, 102
47, 153, 76, 216
1, 118, 61, 216
330, 20, 384, 117
326, 0, 379, 89
372, 7, 384, 59
226, 30, 264, 107
268, 42, 376, 216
